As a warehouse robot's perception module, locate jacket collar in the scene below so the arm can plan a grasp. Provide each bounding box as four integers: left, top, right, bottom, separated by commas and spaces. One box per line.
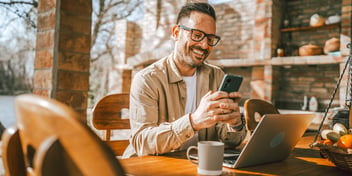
166, 52, 211, 84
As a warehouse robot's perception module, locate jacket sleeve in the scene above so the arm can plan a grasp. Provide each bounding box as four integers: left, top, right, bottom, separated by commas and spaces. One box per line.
128, 72, 195, 156
212, 68, 247, 148
216, 122, 247, 148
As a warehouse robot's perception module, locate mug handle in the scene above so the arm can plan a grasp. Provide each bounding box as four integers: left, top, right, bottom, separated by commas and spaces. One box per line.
186, 146, 198, 164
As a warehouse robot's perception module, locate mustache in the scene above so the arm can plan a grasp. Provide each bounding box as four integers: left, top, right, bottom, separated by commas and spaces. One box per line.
190, 46, 209, 55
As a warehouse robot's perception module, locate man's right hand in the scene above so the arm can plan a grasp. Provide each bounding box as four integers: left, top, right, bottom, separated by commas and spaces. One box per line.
189, 91, 242, 131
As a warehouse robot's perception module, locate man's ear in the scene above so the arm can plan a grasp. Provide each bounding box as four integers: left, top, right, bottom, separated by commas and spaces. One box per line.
171, 25, 180, 41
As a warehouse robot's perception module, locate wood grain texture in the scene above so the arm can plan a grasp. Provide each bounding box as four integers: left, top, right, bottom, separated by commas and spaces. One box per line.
91, 93, 130, 156
244, 99, 280, 133
121, 133, 350, 175
1, 94, 125, 176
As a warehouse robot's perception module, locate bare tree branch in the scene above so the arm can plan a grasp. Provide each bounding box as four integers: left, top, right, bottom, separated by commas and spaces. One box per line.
0, 0, 38, 28
91, 0, 142, 59
0, 0, 37, 7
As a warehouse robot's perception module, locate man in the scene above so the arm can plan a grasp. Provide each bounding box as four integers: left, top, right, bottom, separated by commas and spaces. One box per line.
122, 2, 246, 158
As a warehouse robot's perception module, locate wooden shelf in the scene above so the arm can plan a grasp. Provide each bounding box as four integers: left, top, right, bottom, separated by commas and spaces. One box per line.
208, 55, 346, 68
207, 59, 267, 67
271, 55, 346, 65
280, 23, 340, 32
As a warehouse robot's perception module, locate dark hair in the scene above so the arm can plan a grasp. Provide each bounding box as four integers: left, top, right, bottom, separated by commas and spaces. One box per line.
176, 2, 216, 24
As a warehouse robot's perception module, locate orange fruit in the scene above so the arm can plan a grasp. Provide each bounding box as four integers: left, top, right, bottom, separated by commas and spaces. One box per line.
322, 139, 334, 145
337, 134, 352, 149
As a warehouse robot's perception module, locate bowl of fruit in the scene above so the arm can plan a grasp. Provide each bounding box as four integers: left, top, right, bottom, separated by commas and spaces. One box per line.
312, 123, 352, 172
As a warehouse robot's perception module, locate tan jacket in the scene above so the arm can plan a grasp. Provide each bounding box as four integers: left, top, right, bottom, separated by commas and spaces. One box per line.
122, 53, 246, 158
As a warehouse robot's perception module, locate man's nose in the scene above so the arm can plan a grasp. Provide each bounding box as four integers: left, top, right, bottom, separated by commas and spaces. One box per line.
198, 37, 209, 49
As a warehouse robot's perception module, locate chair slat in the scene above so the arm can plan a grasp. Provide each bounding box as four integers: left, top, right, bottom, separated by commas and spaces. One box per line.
92, 93, 130, 156
244, 99, 280, 134
1, 94, 126, 176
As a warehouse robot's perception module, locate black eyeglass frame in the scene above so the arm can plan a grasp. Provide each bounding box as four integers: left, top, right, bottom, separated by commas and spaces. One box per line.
178, 25, 221, 46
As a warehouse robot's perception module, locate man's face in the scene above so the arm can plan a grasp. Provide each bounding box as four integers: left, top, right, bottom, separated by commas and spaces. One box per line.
174, 11, 217, 68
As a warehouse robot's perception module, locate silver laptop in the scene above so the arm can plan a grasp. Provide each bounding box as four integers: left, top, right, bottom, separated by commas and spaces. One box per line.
223, 113, 314, 168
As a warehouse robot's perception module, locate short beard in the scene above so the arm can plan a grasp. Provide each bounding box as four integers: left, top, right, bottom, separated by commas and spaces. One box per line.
187, 46, 208, 67
188, 57, 204, 68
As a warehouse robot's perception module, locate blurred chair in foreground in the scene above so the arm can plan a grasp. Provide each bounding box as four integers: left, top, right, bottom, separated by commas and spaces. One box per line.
244, 99, 280, 134
1, 94, 125, 176
91, 93, 130, 156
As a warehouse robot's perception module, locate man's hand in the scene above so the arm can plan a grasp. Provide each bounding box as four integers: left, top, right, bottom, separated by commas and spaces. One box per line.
190, 91, 242, 131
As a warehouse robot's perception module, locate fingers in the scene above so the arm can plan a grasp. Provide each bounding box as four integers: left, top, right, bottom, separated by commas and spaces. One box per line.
228, 92, 242, 103
214, 91, 230, 100
208, 91, 242, 102
213, 111, 242, 125
208, 108, 231, 116
204, 91, 239, 114
191, 91, 242, 130
205, 100, 238, 116
228, 91, 242, 98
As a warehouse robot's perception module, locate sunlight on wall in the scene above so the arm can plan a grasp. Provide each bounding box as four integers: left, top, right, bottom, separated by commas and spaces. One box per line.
209, 0, 232, 5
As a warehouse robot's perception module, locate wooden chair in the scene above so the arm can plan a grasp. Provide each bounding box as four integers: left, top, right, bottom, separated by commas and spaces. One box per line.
91, 93, 130, 156
1, 94, 125, 176
244, 99, 280, 134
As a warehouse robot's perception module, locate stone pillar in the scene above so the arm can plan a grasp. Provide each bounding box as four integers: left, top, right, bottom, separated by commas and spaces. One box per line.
33, 0, 92, 122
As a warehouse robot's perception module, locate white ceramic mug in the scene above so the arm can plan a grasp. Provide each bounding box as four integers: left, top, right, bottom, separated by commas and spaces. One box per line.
186, 141, 224, 175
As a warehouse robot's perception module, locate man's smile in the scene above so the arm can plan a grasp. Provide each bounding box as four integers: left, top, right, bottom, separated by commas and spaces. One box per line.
190, 46, 208, 59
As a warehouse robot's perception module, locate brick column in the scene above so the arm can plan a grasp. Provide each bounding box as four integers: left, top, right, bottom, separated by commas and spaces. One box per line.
339, 0, 352, 107
341, 0, 352, 56
111, 20, 138, 93
250, 0, 274, 100
33, 0, 92, 122
253, 0, 273, 60
108, 65, 132, 93
250, 66, 265, 99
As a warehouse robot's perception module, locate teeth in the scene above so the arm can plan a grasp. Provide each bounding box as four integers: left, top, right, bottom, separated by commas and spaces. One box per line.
192, 49, 204, 55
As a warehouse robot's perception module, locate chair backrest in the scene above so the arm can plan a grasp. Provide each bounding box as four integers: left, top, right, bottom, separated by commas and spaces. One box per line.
244, 99, 280, 134
1, 94, 125, 176
91, 93, 130, 156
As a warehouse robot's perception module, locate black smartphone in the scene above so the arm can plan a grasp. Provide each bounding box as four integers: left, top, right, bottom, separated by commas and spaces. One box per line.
218, 74, 243, 93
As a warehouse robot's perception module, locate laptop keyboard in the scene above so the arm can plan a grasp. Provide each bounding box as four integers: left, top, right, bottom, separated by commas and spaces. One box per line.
223, 149, 241, 168
223, 156, 239, 165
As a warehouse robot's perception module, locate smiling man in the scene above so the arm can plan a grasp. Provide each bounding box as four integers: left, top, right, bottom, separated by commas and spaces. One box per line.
123, 2, 247, 158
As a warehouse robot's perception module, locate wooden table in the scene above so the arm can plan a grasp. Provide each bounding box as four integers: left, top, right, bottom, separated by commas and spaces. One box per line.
120, 133, 350, 175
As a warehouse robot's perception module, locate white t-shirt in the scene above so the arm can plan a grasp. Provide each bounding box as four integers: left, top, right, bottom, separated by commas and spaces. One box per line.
180, 72, 198, 150
183, 73, 197, 114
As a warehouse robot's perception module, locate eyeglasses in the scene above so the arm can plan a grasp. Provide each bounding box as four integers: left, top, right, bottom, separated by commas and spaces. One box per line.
178, 25, 221, 46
